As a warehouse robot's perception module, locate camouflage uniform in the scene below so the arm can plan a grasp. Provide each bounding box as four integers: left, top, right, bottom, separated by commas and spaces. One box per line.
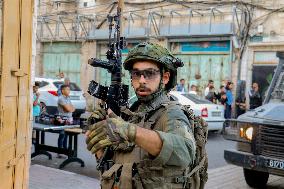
87, 42, 197, 189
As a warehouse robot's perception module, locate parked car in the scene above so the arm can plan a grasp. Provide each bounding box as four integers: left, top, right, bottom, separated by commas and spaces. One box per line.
35, 77, 86, 118
129, 91, 225, 131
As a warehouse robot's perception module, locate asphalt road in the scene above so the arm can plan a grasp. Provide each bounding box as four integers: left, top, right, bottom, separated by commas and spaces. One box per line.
31, 131, 236, 178
206, 131, 236, 169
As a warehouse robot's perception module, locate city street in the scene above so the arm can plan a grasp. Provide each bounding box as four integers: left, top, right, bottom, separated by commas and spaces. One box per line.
31, 131, 236, 178
30, 131, 284, 189
2, 1, 284, 189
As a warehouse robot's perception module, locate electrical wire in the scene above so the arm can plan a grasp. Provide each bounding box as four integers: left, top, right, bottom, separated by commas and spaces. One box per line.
39, 2, 174, 17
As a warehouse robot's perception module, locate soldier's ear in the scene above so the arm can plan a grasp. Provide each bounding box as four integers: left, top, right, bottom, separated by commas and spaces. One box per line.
162, 72, 170, 85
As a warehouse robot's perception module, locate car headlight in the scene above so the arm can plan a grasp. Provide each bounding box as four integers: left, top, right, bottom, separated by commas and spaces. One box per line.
240, 126, 253, 141
223, 120, 255, 142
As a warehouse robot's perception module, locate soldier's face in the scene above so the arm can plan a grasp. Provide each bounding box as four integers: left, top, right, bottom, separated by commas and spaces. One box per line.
131, 61, 170, 97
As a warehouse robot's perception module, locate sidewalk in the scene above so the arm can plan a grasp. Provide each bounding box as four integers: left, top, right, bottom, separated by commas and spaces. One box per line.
206, 165, 284, 189
30, 164, 284, 189
29, 164, 100, 189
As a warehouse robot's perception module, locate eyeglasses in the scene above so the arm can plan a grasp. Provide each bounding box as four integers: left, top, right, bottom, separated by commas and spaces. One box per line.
131, 69, 160, 80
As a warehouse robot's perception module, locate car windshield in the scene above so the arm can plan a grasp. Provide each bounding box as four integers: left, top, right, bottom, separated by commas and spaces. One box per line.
181, 93, 212, 104
37, 81, 49, 88
53, 81, 81, 91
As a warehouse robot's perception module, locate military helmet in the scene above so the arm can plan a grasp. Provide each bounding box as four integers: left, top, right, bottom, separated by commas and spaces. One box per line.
124, 42, 184, 91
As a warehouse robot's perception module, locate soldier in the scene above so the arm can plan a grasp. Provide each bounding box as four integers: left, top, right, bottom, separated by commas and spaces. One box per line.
86, 42, 197, 189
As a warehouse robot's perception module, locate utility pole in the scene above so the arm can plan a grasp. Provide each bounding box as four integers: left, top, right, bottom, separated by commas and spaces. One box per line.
118, 0, 124, 11
118, 0, 124, 34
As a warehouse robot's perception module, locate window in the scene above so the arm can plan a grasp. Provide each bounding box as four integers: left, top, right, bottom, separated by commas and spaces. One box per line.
182, 94, 212, 104
83, 2, 88, 7
53, 82, 81, 91
170, 95, 178, 101
38, 81, 49, 88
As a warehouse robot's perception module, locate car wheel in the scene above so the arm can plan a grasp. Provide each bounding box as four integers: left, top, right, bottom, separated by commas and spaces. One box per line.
243, 168, 269, 188
40, 102, 47, 114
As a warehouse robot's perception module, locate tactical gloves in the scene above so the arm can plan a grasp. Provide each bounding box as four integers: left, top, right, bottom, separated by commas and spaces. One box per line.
88, 108, 107, 123
86, 114, 137, 154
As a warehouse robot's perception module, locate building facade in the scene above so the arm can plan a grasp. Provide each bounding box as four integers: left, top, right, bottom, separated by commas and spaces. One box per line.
35, 0, 284, 108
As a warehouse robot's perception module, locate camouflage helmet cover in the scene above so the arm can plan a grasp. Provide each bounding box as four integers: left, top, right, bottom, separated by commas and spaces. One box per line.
124, 42, 184, 91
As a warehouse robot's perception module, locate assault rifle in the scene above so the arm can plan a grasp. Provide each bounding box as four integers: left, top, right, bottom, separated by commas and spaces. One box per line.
88, 9, 128, 116
87, 5, 128, 173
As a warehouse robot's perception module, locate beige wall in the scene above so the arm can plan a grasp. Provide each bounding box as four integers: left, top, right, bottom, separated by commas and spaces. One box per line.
35, 0, 284, 108
80, 41, 96, 111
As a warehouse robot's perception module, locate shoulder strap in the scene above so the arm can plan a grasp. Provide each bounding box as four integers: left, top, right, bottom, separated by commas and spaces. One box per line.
146, 101, 178, 130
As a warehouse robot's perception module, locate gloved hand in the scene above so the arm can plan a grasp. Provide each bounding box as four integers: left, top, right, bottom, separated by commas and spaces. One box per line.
86, 114, 137, 154
87, 108, 107, 125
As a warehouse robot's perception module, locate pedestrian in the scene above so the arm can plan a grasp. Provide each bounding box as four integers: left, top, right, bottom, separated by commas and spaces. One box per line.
215, 85, 226, 104
57, 77, 70, 96
57, 72, 65, 79
220, 91, 227, 105
189, 84, 198, 95
33, 81, 41, 121
86, 42, 198, 188
176, 78, 187, 92
32, 82, 41, 144
248, 82, 262, 109
57, 84, 75, 158
204, 80, 215, 102
225, 82, 234, 119
235, 97, 246, 117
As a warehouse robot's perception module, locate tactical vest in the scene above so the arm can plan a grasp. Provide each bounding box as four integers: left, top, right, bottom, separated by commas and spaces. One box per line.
100, 101, 208, 189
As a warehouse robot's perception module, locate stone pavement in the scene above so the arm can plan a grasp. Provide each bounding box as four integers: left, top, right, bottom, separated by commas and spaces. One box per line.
206, 165, 284, 189
30, 164, 284, 189
29, 164, 100, 189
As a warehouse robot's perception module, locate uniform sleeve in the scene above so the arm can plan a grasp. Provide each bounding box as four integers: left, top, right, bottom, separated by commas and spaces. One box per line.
151, 106, 196, 167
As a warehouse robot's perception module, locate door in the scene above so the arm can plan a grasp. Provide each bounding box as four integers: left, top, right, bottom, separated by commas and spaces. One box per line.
0, 1, 34, 189
171, 41, 231, 95
42, 42, 81, 85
